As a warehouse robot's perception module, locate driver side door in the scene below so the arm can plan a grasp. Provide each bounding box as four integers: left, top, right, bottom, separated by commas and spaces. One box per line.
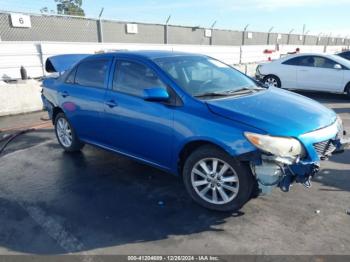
297, 56, 344, 92
103, 58, 175, 170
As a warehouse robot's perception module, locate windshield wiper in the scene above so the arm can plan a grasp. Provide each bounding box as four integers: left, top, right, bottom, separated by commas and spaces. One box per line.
223, 86, 265, 95
194, 92, 232, 98
194, 87, 265, 99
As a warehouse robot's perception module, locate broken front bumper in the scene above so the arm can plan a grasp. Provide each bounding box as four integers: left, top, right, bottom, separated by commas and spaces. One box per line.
252, 121, 350, 195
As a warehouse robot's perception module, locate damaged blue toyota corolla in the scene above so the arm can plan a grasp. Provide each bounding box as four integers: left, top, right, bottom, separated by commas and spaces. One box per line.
42, 51, 349, 211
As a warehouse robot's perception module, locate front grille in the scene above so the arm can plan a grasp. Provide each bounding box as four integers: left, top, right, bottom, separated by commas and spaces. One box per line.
313, 140, 336, 159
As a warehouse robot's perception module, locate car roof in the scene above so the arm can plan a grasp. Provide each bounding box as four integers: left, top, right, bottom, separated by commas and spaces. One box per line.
278, 52, 334, 62
282, 53, 329, 58
89, 50, 207, 60
274, 52, 350, 67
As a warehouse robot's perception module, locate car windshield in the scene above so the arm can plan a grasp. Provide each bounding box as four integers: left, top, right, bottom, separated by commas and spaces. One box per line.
329, 54, 350, 68
154, 56, 260, 97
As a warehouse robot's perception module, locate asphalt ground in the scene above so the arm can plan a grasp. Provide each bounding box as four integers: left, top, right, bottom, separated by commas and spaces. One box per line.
0, 91, 349, 256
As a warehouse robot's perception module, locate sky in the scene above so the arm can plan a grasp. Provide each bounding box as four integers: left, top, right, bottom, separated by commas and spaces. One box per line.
0, 0, 349, 37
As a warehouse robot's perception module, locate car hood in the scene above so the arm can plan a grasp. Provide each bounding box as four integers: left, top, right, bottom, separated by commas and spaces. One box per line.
206, 87, 337, 137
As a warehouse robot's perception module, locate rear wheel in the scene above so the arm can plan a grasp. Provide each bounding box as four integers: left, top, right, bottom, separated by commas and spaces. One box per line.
54, 113, 84, 152
263, 75, 281, 88
183, 145, 254, 212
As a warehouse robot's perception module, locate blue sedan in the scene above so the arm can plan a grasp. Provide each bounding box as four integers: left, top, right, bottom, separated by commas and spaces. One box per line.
42, 51, 349, 211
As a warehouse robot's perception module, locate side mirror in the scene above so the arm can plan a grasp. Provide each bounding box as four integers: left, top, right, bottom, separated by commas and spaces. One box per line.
143, 87, 170, 102
334, 64, 342, 70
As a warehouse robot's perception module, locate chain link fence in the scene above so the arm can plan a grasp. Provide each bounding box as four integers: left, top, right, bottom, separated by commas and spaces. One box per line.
1, 11, 349, 46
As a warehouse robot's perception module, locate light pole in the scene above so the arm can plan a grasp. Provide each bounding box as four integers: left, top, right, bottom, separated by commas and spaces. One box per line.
209, 20, 217, 45
242, 24, 249, 45
287, 29, 294, 45
164, 15, 171, 44
267, 26, 274, 45
98, 7, 104, 43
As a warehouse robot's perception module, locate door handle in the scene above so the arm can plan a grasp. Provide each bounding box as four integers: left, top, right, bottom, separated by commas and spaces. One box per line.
299, 70, 308, 72
105, 100, 118, 108
61, 91, 69, 98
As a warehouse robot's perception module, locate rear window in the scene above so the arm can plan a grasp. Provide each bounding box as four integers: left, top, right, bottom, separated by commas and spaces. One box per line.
65, 67, 76, 84
75, 59, 109, 88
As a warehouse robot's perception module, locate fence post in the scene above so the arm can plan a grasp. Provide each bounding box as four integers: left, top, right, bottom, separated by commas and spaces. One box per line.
164, 24, 168, 44
97, 19, 103, 43
239, 46, 243, 64
164, 16, 171, 44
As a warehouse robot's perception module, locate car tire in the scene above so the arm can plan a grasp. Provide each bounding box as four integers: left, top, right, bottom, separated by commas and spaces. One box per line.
182, 145, 254, 212
346, 84, 350, 99
54, 112, 84, 152
263, 75, 281, 88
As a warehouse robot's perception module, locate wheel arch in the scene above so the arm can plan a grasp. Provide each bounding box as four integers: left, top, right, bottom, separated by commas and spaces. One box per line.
52, 106, 64, 124
177, 140, 233, 176
344, 82, 350, 93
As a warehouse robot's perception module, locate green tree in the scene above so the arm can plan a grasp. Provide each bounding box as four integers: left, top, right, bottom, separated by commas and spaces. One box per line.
55, 0, 85, 16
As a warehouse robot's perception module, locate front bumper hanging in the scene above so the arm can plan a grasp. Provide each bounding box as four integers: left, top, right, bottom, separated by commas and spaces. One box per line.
253, 131, 350, 195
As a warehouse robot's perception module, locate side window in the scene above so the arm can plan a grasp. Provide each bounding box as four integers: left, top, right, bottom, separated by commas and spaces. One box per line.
313, 56, 337, 69
299, 56, 315, 67
113, 60, 166, 97
65, 67, 76, 84
283, 56, 315, 67
75, 59, 109, 88
282, 57, 303, 66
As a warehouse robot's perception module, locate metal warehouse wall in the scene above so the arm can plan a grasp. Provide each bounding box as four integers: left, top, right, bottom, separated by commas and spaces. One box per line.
1, 11, 349, 46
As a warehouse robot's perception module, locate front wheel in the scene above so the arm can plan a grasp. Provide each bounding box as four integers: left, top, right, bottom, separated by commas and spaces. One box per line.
54, 112, 84, 152
263, 75, 281, 88
183, 145, 254, 212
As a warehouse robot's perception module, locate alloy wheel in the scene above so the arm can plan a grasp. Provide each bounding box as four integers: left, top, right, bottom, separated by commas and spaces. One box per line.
265, 77, 278, 87
56, 117, 73, 148
191, 158, 239, 205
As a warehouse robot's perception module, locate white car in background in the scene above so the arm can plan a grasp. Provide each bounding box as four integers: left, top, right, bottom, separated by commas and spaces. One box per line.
256, 53, 350, 98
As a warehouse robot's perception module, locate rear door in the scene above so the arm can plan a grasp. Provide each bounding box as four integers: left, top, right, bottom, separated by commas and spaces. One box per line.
296, 56, 344, 92
58, 56, 112, 143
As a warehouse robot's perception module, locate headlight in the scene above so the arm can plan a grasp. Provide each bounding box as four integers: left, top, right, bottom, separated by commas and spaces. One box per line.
336, 115, 344, 139
256, 65, 262, 74
336, 115, 343, 129
244, 132, 305, 159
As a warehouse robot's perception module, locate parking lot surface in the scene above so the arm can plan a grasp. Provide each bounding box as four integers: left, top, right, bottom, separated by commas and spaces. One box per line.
0, 92, 349, 255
